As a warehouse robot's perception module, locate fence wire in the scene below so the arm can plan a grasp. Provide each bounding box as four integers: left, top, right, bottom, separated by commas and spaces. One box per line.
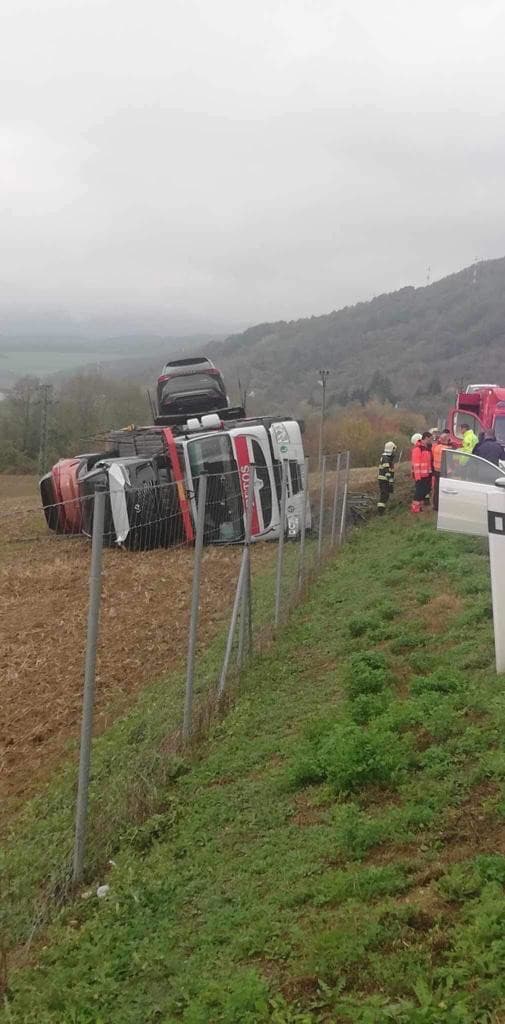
0, 450, 375, 959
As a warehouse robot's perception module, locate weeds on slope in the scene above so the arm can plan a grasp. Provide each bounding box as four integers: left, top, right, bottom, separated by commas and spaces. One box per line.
3, 516, 505, 1023
1, 543, 303, 952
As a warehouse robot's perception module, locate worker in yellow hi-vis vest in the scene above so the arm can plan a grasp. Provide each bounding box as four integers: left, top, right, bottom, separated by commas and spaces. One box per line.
461, 423, 478, 454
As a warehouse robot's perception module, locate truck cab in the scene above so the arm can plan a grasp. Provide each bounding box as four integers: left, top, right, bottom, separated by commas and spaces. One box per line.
448, 385, 505, 446
176, 417, 310, 543
177, 423, 280, 543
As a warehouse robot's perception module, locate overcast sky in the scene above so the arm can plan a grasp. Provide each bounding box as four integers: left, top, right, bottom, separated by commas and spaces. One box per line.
2, 0, 505, 335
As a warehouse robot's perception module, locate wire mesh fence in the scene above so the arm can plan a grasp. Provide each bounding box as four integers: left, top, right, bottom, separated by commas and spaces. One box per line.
0, 449, 375, 956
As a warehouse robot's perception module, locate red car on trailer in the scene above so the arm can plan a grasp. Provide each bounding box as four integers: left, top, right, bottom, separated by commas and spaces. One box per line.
40, 456, 96, 534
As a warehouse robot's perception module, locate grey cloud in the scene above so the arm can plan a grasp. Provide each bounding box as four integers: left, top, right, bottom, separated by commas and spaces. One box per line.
1, 0, 505, 333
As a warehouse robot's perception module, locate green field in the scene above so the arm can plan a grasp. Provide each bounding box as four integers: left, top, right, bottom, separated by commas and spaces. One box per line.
0, 348, 123, 384
3, 514, 505, 1023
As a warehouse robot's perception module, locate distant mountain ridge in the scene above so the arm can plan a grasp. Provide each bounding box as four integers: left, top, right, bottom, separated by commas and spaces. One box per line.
210, 257, 505, 413
3, 258, 505, 414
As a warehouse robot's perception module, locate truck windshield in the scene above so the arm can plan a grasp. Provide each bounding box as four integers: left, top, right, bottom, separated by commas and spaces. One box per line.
188, 434, 243, 542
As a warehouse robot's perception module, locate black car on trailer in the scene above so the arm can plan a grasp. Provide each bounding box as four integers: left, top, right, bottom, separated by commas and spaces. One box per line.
156, 356, 229, 419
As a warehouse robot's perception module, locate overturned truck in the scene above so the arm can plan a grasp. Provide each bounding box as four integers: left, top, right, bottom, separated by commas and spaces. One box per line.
40, 414, 311, 550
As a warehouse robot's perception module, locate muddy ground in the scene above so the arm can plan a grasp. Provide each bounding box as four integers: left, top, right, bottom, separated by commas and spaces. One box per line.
0, 467, 379, 821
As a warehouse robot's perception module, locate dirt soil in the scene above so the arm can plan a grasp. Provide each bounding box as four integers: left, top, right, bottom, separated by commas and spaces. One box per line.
0, 477, 277, 821
0, 466, 378, 822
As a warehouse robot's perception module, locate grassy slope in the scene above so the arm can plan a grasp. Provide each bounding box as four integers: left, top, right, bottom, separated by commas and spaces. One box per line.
4, 514, 505, 1023
1, 541, 304, 944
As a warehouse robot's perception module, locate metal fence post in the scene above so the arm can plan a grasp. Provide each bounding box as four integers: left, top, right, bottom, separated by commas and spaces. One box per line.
182, 474, 207, 743
218, 558, 248, 696
72, 487, 106, 885
317, 455, 327, 564
236, 585, 248, 669
219, 467, 255, 695
330, 452, 342, 547
274, 460, 288, 629
237, 468, 255, 668
297, 457, 309, 593
338, 450, 351, 546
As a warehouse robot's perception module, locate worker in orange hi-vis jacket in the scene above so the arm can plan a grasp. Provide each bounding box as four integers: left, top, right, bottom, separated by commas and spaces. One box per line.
411, 431, 433, 514
410, 433, 422, 512
432, 428, 454, 512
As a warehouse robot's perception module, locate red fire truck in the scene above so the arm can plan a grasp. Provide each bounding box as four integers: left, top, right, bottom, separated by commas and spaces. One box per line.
448, 384, 505, 446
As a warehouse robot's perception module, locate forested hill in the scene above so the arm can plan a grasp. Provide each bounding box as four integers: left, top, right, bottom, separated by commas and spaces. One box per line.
212, 257, 505, 414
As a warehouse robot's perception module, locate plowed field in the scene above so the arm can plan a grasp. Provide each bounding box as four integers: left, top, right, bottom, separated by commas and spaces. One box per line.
0, 467, 378, 821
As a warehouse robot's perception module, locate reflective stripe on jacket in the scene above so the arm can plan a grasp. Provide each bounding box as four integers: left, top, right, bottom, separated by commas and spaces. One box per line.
411, 440, 432, 481
378, 453, 395, 483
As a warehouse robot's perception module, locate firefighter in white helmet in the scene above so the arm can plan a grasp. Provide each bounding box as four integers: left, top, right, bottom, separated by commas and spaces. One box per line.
377, 441, 397, 514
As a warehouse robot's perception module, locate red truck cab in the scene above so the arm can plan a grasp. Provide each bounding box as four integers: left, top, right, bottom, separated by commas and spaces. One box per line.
448, 385, 505, 446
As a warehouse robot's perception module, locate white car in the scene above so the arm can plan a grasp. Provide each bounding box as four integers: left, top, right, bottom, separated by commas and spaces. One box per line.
438, 450, 505, 537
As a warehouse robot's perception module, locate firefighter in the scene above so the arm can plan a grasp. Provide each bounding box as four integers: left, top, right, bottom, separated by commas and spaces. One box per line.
431, 428, 452, 512
377, 441, 397, 514
411, 432, 433, 513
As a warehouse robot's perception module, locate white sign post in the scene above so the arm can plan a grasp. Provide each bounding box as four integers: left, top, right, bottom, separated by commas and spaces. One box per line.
487, 487, 505, 674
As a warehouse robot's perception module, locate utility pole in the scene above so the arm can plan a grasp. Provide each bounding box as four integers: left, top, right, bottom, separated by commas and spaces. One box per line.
146, 389, 156, 422
318, 369, 330, 472
238, 375, 247, 414
472, 256, 485, 287
37, 384, 52, 477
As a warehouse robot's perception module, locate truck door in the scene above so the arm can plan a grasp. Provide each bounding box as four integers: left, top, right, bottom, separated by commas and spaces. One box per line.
449, 408, 483, 446
438, 450, 504, 537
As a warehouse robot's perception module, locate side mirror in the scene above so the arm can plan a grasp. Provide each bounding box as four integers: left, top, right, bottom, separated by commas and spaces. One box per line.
495, 478, 505, 489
